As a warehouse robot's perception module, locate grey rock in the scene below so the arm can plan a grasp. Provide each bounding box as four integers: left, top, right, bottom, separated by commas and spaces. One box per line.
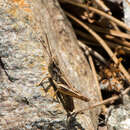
107, 96, 130, 130
0, 1, 67, 129
123, 0, 130, 33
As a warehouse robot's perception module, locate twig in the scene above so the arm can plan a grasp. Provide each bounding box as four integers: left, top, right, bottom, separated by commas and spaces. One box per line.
78, 41, 106, 112
76, 87, 130, 114
76, 29, 130, 48
94, 0, 110, 12
81, 40, 130, 55
94, 0, 122, 32
78, 40, 107, 65
65, 11, 130, 82
60, 0, 130, 31
88, 51, 106, 113
80, 40, 130, 55
85, 23, 130, 40
105, 35, 130, 48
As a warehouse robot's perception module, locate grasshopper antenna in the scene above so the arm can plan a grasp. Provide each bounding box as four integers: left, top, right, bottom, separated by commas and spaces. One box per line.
39, 33, 52, 58
45, 34, 53, 58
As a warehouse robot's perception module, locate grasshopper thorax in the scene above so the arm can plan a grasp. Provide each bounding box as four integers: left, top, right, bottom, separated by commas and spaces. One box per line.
48, 61, 63, 83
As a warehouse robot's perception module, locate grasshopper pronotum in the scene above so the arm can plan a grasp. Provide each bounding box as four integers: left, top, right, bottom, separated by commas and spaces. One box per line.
39, 34, 90, 112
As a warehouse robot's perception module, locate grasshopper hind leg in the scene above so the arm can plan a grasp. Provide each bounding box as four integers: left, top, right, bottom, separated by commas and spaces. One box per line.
49, 78, 74, 113
60, 94, 74, 112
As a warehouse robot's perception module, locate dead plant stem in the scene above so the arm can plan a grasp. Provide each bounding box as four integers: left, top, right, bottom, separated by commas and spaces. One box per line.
76, 87, 130, 114
60, 0, 130, 31
65, 11, 130, 82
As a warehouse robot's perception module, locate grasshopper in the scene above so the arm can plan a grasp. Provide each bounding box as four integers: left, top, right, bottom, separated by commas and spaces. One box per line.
39, 34, 90, 112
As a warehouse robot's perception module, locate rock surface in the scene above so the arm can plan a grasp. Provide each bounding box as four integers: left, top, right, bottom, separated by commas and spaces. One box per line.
107, 95, 130, 130
0, 0, 67, 129
123, 0, 130, 33
0, 0, 100, 129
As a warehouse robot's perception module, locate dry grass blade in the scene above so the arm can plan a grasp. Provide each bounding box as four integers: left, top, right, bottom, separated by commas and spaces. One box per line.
76, 87, 130, 114
76, 30, 130, 49
78, 40, 107, 64
94, 0, 122, 31
60, 0, 130, 31
94, 0, 110, 12
105, 35, 130, 48
78, 41, 106, 112
78, 32, 130, 52
85, 23, 130, 40
80, 40, 130, 55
